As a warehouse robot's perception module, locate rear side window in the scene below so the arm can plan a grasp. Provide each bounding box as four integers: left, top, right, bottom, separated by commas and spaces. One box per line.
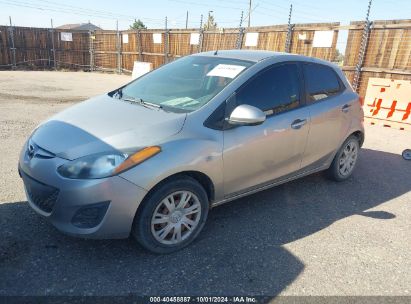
235, 63, 301, 116
303, 64, 343, 102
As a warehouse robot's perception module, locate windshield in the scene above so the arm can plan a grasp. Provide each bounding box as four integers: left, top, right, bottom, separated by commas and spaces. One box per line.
120, 56, 254, 112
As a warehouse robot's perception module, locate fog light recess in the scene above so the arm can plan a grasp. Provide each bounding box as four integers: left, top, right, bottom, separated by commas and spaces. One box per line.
71, 201, 110, 229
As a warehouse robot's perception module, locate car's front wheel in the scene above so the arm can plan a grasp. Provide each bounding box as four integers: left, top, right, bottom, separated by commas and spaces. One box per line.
327, 135, 360, 181
132, 176, 209, 254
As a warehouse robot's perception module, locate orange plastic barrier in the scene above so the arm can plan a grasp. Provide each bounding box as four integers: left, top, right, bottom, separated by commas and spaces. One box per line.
363, 78, 411, 130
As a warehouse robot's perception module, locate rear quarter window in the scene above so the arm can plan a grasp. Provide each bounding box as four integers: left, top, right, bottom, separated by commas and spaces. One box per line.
303, 63, 344, 102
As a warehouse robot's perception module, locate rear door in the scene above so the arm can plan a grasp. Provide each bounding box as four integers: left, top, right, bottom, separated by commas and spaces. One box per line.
222, 62, 310, 197
300, 63, 351, 169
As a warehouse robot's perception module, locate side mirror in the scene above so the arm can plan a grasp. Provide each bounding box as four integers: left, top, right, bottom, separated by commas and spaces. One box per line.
228, 104, 266, 126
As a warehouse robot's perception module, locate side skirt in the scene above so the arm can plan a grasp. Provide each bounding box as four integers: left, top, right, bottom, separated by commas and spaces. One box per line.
210, 164, 329, 208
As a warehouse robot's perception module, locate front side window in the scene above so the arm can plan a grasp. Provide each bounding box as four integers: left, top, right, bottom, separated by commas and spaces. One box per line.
303, 63, 342, 102
120, 56, 254, 113
234, 63, 301, 116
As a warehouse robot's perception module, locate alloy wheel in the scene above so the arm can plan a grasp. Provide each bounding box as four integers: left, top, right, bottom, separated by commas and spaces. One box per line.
338, 141, 358, 177
151, 191, 202, 245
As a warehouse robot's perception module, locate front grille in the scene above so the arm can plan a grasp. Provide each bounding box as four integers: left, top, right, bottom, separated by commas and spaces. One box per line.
22, 172, 59, 213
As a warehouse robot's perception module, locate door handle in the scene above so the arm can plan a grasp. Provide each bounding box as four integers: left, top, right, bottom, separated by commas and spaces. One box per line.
291, 119, 307, 130
342, 104, 352, 113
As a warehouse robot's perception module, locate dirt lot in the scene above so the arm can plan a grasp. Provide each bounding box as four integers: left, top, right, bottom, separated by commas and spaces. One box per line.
0, 71, 410, 298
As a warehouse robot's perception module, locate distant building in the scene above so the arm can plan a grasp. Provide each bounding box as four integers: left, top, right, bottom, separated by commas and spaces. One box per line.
56, 23, 102, 31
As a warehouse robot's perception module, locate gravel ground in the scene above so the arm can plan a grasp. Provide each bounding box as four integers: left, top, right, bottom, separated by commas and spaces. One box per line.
0, 71, 410, 299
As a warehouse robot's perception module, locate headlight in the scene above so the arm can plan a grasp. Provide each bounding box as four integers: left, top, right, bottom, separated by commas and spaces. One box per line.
57, 146, 161, 179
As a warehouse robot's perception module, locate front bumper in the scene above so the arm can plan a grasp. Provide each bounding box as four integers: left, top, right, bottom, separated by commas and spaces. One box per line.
19, 142, 148, 239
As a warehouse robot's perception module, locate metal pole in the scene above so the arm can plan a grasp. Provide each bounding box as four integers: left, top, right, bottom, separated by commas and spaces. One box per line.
198, 14, 204, 53
50, 19, 56, 70
116, 20, 121, 74
199, 14, 203, 30
164, 17, 169, 64
248, 0, 252, 27
89, 30, 94, 71
137, 30, 142, 61
285, 4, 293, 53
8, 16, 16, 69
185, 11, 189, 29
353, 0, 373, 92
236, 11, 244, 49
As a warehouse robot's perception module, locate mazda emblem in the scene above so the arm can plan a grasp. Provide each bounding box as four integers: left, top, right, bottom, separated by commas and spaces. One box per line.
27, 143, 35, 158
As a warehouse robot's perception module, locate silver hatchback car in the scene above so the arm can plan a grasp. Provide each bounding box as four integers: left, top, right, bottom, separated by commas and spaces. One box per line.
19, 50, 364, 253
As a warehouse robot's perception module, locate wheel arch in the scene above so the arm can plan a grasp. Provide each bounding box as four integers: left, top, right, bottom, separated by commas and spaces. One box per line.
350, 130, 364, 147
135, 170, 215, 216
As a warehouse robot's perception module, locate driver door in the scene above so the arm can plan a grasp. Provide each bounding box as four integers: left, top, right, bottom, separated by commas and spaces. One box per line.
223, 62, 310, 197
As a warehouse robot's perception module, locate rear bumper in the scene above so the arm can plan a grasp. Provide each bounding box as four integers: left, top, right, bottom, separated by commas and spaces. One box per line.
19, 142, 148, 239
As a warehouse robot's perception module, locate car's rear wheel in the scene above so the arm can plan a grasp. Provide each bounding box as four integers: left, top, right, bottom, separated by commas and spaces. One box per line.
132, 176, 209, 254
327, 135, 360, 181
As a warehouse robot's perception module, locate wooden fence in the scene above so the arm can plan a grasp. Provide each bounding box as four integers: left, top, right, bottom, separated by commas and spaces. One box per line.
0, 22, 340, 70
343, 19, 411, 98
0, 19, 410, 101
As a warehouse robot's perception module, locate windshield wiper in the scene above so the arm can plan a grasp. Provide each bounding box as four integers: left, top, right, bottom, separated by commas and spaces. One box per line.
122, 96, 162, 110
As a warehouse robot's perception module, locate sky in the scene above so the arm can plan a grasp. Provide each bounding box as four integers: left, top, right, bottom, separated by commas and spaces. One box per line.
0, 0, 410, 51
1, 0, 410, 29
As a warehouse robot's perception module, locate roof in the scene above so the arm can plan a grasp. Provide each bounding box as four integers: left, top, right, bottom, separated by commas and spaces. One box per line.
56, 23, 102, 31
194, 49, 338, 68
194, 50, 291, 62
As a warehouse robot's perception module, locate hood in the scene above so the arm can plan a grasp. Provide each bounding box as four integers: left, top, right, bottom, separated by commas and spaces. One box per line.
31, 94, 186, 160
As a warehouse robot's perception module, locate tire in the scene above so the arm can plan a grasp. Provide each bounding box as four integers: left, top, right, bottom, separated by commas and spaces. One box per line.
402, 149, 411, 160
327, 135, 360, 182
132, 176, 209, 254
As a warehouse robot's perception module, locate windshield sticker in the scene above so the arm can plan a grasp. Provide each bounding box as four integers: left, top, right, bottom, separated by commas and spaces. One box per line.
206, 64, 246, 79
162, 97, 197, 106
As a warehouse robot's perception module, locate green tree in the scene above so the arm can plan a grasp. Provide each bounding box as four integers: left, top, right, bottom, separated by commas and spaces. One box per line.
130, 19, 147, 30
334, 49, 345, 66
203, 14, 217, 30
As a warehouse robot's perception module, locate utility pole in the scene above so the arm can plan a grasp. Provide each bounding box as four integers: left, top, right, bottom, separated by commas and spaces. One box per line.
185, 10, 189, 29
248, 0, 252, 27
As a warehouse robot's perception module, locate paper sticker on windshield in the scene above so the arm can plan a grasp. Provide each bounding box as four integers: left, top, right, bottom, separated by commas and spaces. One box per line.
161, 97, 199, 106
207, 64, 246, 79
